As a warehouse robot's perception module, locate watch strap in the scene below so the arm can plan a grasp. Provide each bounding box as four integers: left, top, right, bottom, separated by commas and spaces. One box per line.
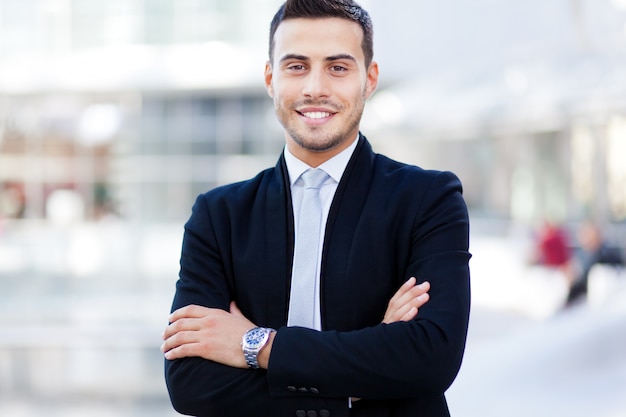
242, 327, 274, 369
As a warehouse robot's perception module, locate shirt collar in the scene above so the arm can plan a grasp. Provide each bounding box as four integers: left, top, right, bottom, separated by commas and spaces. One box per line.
284, 133, 360, 186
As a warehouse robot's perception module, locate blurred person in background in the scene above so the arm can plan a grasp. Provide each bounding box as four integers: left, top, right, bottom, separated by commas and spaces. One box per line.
566, 221, 624, 306
161, 0, 471, 416
530, 220, 572, 273
528, 220, 576, 295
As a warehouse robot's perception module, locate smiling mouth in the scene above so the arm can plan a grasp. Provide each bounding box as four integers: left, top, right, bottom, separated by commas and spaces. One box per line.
298, 111, 333, 119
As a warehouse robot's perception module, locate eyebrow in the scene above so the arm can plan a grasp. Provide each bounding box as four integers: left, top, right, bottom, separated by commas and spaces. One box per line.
325, 54, 357, 63
279, 53, 357, 64
279, 54, 309, 63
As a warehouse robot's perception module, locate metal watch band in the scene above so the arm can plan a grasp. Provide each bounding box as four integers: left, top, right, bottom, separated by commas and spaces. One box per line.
244, 349, 261, 369
242, 327, 274, 369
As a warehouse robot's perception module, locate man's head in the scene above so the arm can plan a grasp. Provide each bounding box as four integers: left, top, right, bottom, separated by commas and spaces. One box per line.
269, 0, 374, 68
265, 0, 378, 167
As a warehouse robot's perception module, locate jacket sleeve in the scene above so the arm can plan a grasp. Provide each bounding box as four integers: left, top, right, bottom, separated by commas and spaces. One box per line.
165, 193, 351, 417
165, 194, 271, 416
266, 170, 471, 401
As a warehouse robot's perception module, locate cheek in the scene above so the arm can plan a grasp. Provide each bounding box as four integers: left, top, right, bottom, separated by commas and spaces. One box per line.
336, 82, 368, 103
273, 94, 290, 113
272, 87, 291, 108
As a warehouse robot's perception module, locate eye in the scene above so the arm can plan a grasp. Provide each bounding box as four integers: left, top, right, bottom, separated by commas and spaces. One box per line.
331, 65, 347, 72
286, 64, 306, 72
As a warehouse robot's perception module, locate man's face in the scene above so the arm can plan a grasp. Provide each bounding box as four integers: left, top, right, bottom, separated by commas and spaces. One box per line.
265, 17, 378, 166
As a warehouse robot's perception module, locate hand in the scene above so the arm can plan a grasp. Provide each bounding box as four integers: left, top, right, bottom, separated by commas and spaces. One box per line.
382, 277, 430, 324
161, 302, 255, 368
348, 278, 429, 405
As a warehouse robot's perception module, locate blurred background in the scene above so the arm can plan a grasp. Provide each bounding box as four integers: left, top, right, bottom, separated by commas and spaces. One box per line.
0, 0, 625, 416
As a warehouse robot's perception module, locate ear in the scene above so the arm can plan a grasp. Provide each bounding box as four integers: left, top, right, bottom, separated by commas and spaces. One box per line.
264, 61, 274, 98
364, 61, 379, 99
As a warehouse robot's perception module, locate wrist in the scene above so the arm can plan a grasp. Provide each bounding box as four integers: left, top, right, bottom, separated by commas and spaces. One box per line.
257, 330, 275, 369
242, 327, 275, 369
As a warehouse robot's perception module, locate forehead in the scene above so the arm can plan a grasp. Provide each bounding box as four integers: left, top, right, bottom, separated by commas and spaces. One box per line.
273, 17, 365, 62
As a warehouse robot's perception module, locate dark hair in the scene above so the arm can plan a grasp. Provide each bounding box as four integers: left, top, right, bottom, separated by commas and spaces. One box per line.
269, 0, 374, 67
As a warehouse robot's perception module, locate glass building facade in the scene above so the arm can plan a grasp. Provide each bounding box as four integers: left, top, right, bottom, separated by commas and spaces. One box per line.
1, 0, 624, 226
0, 0, 285, 223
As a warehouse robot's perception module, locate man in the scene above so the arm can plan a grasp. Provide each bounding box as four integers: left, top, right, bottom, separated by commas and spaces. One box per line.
161, 1, 471, 416
566, 221, 624, 306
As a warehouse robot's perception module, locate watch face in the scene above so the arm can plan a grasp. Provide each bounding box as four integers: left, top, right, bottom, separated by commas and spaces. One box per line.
246, 328, 267, 348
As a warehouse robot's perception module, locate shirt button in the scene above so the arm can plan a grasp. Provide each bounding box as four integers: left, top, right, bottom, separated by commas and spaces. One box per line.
287, 386, 297, 392
295, 410, 306, 417
320, 410, 330, 417
298, 387, 309, 393
310, 387, 319, 394
307, 411, 318, 417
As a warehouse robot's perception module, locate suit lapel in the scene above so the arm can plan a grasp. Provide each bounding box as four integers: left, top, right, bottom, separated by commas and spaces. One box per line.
321, 136, 377, 329
263, 155, 295, 328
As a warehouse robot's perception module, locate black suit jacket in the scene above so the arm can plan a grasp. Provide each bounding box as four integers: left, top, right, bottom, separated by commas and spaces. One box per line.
165, 135, 471, 417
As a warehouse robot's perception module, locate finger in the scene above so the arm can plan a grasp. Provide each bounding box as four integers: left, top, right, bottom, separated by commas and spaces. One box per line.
405, 280, 430, 297
388, 304, 412, 323
388, 277, 416, 305
384, 292, 430, 324
163, 341, 201, 360
384, 279, 432, 324
398, 281, 430, 306
385, 293, 415, 323
230, 301, 243, 317
418, 280, 431, 294
392, 294, 428, 322
399, 292, 427, 316
169, 304, 210, 323
401, 306, 418, 321
384, 297, 415, 323
414, 292, 429, 308
162, 317, 202, 340
161, 329, 198, 354
389, 279, 428, 311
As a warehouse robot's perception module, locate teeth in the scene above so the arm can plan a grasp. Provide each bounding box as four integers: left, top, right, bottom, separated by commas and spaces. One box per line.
302, 111, 331, 119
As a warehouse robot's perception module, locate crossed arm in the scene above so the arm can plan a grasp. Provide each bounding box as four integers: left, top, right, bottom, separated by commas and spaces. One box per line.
162, 172, 470, 416
161, 277, 430, 369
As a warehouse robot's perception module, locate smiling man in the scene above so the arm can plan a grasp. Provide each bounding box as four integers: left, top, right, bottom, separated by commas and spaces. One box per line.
161, 1, 471, 416
267, 15, 378, 164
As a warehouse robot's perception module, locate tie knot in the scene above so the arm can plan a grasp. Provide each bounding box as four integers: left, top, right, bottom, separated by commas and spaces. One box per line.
301, 168, 328, 190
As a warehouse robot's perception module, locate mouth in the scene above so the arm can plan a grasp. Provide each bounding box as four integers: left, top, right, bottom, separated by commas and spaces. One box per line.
296, 108, 337, 124
299, 111, 332, 119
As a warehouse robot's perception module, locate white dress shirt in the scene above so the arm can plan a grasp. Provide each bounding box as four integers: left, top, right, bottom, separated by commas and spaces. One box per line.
284, 135, 359, 330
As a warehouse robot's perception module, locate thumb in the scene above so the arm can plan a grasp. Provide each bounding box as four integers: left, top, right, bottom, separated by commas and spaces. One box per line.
230, 301, 244, 317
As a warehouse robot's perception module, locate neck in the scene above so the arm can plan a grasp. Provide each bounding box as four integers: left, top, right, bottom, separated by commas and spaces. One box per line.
286, 133, 360, 167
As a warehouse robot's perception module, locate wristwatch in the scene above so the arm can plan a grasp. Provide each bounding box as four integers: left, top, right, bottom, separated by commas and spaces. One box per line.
242, 327, 275, 369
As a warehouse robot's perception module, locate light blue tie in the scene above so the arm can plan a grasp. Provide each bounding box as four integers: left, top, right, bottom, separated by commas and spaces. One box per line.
288, 168, 329, 328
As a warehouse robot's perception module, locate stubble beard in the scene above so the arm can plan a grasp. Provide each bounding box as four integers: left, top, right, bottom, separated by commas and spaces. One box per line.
277, 97, 365, 153
286, 122, 359, 153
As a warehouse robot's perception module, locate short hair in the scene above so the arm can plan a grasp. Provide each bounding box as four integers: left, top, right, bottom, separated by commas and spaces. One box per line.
269, 0, 374, 67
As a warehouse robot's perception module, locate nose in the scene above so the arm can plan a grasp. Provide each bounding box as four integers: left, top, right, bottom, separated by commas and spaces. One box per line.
302, 68, 330, 98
